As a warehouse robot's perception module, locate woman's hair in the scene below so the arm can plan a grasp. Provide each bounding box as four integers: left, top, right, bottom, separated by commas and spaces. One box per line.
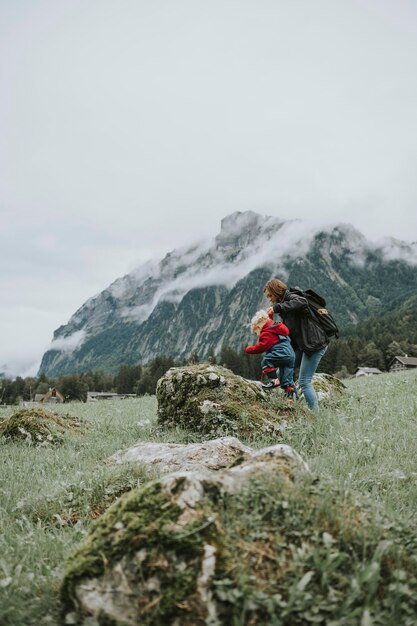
263, 279, 287, 303
250, 309, 269, 333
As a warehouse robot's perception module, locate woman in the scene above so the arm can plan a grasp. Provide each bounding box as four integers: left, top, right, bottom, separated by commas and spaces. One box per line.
264, 278, 328, 410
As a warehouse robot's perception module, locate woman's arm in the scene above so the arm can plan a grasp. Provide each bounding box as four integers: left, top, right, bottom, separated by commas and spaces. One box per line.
273, 293, 308, 316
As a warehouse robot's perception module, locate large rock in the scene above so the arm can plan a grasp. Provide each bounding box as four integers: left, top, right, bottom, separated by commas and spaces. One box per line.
312, 372, 346, 401
61, 441, 417, 626
156, 364, 291, 438
61, 444, 308, 626
109, 437, 308, 475
109, 436, 252, 471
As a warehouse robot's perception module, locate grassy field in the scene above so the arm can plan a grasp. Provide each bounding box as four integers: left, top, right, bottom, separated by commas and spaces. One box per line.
0, 370, 417, 625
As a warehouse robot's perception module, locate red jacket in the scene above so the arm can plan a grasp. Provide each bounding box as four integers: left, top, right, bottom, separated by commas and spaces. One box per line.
245, 318, 290, 354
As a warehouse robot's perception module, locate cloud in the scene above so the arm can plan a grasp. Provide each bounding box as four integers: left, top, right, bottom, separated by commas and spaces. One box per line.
375, 237, 417, 266
50, 330, 87, 353
122, 218, 328, 323
0, 305, 64, 379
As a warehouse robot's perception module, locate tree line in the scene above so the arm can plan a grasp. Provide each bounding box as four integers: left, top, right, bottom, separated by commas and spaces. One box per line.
1, 336, 416, 405
0, 356, 173, 405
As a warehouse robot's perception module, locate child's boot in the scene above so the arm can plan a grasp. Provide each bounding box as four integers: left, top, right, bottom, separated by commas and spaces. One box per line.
283, 385, 296, 401
261, 367, 280, 389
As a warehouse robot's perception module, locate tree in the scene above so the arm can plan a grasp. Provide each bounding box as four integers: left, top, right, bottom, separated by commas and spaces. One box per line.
334, 365, 350, 379
60, 375, 88, 402
137, 356, 176, 395
357, 342, 385, 371
320, 342, 339, 374
23, 377, 37, 401
35, 381, 49, 396
115, 365, 142, 394
220, 345, 241, 373
12, 377, 25, 404
334, 342, 355, 374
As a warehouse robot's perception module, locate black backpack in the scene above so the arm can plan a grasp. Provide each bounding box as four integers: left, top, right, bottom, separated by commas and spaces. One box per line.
303, 289, 339, 339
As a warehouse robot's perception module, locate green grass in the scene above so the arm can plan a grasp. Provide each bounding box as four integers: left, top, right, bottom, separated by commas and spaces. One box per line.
0, 397, 159, 626
1, 372, 417, 624
282, 370, 417, 524
213, 475, 417, 626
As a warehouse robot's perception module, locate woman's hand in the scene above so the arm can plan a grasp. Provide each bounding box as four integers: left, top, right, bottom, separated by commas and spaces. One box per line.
267, 306, 274, 316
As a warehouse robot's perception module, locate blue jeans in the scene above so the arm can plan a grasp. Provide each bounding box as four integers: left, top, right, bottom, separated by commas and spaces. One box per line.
261, 338, 296, 390
262, 356, 295, 389
295, 346, 328, 410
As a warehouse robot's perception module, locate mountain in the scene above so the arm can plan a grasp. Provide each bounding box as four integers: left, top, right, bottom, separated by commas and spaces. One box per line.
39, 211, 417, 376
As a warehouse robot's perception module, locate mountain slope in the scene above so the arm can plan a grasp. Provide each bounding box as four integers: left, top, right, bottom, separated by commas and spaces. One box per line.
39, 212, 417, 375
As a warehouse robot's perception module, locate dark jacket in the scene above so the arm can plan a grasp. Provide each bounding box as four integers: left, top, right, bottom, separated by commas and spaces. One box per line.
245, 318, 290, 354
273, 288, 328, 354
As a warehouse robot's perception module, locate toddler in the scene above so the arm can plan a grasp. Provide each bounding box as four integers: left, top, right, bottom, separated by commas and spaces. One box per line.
245, 309, 297, 397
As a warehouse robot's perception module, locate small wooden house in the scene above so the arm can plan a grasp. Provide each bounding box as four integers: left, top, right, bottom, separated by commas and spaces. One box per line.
388, 356, 417, 373
355, 367, 383, 377
87, 391, 137, 402
36, 388, 65, 404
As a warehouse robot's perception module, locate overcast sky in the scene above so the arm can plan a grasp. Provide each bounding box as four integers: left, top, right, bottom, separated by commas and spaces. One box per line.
1, 0, 417, 377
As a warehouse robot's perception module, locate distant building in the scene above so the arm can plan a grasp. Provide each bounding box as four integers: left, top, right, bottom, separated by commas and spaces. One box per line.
355, 367, 383, 377
388, 356, 417, 373
35, 387, 65, 404
87, 391, 137, 402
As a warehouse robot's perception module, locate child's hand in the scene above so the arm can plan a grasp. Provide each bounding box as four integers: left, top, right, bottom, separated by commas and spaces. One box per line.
267, 307, 274, 316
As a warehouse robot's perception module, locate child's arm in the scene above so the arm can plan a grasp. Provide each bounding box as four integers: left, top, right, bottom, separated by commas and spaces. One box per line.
245, 333, 270, 354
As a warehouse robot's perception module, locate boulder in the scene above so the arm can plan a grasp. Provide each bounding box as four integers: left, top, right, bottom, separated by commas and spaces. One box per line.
0, 407, 83, 446
109, 436, 252, 471
156, 364, 292, 438
61, 440, 416, 625
61, 443, 308, 626
108, 437, 308, 476
312, 372, 346, 401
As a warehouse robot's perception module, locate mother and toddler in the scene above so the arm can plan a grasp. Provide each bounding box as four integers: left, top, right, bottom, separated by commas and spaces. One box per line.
245, 278, 328, 411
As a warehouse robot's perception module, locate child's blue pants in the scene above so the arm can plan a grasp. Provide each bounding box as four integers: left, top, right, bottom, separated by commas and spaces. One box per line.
261, 338, 295, 389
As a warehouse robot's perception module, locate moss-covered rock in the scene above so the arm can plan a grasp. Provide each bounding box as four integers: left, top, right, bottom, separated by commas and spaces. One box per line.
61, 443, 417, 626
156, 364, 293, 438
312, 372, 347, 401
0, 407, 84, 446
61, 444, 308, 625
